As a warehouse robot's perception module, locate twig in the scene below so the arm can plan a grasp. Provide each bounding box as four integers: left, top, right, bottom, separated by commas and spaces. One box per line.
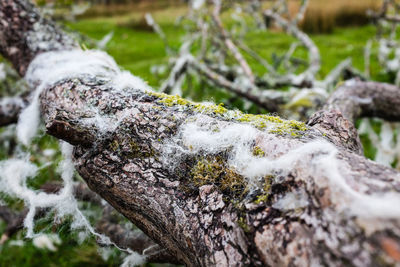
145, 13, 172, 55
322, 58, 352, 87
236, 41, 277, 74
282, 42, 300, 71
211, 0, 255, 83
160, 55, 189, 94
189, 56, 281, 111
264, 9, 321, 80
291, 0, 309, 26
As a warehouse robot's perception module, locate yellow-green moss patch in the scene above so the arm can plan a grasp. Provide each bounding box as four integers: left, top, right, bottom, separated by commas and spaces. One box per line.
147, 91, 308, 137
191, 156, 247, 198
108, 138, 155, 158
252, 146, 265, 157
254, 175, 273, 204
147, 91, 228, 115
237, 216, 250, 232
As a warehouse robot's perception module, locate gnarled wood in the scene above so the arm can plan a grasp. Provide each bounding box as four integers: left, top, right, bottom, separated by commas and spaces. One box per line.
1, 1, 400, 266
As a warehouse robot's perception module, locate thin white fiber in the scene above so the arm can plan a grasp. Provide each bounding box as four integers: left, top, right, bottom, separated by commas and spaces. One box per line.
164, 117, 400, 218
18, 49, 150, 146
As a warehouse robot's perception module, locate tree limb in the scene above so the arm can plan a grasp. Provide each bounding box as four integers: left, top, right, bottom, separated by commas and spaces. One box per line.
308, 80, 400, 155
291, 0, 309, 26
323, 80, 400, 123
2, 1, 400, 266
211, 0, 255, 83
263, 8, 321, 81
189, 56, 282, 111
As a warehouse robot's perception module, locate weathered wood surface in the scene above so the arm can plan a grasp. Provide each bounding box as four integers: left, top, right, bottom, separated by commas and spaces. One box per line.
1, 1, 400, 266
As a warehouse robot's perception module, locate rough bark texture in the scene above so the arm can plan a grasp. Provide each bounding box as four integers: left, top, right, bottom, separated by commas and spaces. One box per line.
1, 1, 400, 266
308, 80, 400, 156
323, 81, 400, 123
0, 0, 77, 75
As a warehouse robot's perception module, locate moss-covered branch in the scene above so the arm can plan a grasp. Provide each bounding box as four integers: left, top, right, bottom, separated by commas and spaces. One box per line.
2, 1, 400, 266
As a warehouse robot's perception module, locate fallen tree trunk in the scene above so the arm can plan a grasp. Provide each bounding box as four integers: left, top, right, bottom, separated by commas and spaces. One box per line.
1, 1, 400, 266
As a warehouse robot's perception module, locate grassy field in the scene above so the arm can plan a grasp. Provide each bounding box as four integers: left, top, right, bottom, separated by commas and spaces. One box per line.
70, 8, 386, 83
0, 5, 391, 267
66, 9, 387, 104
71, 15, 378, 82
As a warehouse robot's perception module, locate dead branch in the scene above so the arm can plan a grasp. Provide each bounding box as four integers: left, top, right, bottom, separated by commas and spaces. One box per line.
211, 0, 255, 83
2, 1, 400, 266
263, 8, 321, 81
189, 56, 282, 111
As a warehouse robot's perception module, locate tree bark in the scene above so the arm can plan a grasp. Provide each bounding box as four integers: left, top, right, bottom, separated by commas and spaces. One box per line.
1, 1, 400, 266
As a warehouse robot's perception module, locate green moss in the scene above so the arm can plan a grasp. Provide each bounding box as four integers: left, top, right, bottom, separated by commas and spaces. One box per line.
191, 158, 224, 186
126, 139, 155, 158
237, 113, 308, 137
237, 113, 284, 125
147, 91, 228, 115
254, 175, 273, 204
254, 194, 268, 204
108, 139, 120, 151
284, 97, 313, 109
252, 146, 265, 157
268, 120, 308, 137
108, 138, 155, 158
191, 156, 247, 199
237, 216, 250, 232
221, 168, 247, 196
190, 155, 276, 206
148, 90, 308, 137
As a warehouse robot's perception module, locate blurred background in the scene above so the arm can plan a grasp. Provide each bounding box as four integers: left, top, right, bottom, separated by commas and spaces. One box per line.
1, 0, 398, 266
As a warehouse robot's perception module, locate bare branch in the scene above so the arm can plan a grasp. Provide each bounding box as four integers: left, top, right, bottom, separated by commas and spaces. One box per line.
237, 41, 277, 74
281, 42, 300, 71
189, 56, 282, 111
160, 56, 189, 94
3, 2, 400, 266
364, 40, 372, 78
145, 13, 172, 55
263, 9, 321, 80
322, 58, 352, 87
247, 0, 266, 30
291, 0, 309, 26
308, 80, 400, 154
324, 80, 400, 123
211, 0, 255, 83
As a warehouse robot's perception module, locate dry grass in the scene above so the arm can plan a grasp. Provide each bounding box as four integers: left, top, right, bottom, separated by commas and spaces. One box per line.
289, 0, 382, 33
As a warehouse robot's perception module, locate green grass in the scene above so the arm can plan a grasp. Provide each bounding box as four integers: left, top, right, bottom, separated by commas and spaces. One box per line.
0, 7, 392, 267
67, 15, 386, 86
65, 14, 391, 118
67, 9, 186, 86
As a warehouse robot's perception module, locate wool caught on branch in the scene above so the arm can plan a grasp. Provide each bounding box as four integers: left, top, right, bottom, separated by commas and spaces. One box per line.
1, 0, 400, 266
